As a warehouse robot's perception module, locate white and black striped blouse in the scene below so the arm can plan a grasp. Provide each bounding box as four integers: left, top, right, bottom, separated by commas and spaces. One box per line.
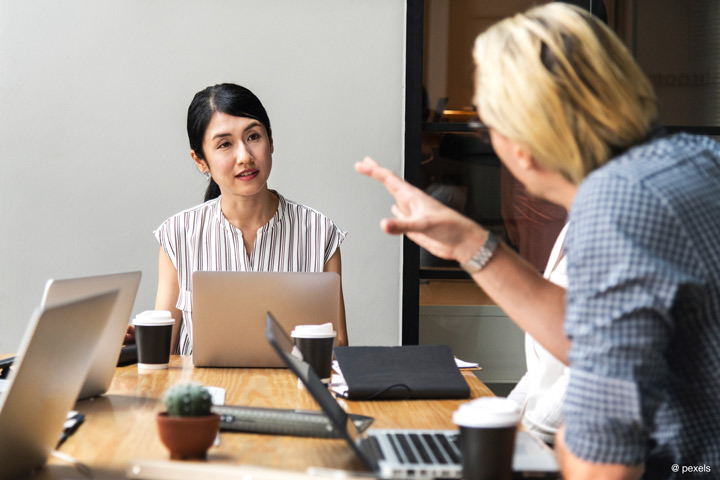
154, 191, 346, 355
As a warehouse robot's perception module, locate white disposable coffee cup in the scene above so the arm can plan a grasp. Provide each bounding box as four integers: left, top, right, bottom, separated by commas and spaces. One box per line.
453, 397, 521, 480
132, 310, 175, 371
291, 323, 336, 383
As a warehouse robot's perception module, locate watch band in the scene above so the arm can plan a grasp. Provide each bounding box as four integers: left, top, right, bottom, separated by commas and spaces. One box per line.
460, 231, 498, 273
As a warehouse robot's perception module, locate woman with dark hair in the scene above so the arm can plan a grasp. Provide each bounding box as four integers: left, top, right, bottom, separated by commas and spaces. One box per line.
151, 83, 347, 355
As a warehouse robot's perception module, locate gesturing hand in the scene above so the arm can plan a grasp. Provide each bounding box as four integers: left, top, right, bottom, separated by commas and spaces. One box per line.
354, 157, 484, 264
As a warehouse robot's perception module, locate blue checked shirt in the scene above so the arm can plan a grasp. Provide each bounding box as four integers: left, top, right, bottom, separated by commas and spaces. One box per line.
563, 133, 720, 478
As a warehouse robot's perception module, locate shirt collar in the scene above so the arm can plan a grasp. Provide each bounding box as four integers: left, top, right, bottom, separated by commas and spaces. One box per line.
212, 191, 285, 235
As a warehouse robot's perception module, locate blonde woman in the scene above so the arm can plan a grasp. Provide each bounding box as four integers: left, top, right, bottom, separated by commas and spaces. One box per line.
357, 3, 720, 479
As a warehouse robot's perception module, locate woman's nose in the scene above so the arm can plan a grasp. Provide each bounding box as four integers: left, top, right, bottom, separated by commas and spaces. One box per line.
235, 143, 252, 163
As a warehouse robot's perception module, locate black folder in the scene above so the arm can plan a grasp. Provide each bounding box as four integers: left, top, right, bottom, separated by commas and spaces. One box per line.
334, 345, 470, 400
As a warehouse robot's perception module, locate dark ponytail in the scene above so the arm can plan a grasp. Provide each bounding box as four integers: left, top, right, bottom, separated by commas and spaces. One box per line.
204, 179, 221, 202
187, 83, 272, 201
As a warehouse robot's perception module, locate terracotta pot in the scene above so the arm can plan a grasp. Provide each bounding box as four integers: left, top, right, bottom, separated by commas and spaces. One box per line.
156, 412, 221, 460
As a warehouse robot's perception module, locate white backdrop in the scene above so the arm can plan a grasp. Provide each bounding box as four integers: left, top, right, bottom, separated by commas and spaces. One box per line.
0, 0, 406, 352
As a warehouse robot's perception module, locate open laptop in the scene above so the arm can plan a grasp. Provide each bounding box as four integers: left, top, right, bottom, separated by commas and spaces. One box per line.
0, 290, 119, 480
192, 272, 341, 368
266, 312, 559, 479
40, 271, 142, 399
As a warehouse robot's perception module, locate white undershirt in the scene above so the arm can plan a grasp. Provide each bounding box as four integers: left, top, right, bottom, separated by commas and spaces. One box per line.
507, 223, 569, 444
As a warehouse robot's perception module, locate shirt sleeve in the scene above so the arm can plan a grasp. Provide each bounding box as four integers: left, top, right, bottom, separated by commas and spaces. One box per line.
562, 173, 694, 465
522, 366, 568, 445
153, 215, 180, 269
323, 217, 347, 264
507, 369, 531, 407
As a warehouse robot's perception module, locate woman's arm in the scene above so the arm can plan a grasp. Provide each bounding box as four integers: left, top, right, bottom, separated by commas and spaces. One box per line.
355, 157, 569, 363
555, 425, 644, 480
324, 248, 348, 346
155, 247, 183, 353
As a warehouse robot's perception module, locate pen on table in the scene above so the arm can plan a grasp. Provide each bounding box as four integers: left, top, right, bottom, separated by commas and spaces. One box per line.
56, 411, 85, 449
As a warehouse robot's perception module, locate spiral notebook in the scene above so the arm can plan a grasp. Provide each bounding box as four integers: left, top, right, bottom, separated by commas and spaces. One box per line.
333, 345, 470, 400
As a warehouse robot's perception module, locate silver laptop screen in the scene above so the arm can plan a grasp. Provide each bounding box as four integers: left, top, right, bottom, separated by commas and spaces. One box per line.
265, 312, 372, 468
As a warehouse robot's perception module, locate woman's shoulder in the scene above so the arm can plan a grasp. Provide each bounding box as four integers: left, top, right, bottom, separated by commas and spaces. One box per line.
278, 193, 333, 222
157, 198, 220, 231
275, 193, 347, 243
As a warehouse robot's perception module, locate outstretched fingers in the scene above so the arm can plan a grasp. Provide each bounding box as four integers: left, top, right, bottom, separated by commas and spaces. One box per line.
382, 218, 413, 235
354, 157, 410, 198
382, 214, 430, 236
357, 156, 433, 235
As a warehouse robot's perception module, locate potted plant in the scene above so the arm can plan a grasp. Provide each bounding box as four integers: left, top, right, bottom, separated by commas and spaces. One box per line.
156, 382, 220, 460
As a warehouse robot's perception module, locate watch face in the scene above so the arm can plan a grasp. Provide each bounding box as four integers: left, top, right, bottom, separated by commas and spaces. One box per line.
462, 261, 481, 274
461, 233, 498, 273
461, 250, 486, 273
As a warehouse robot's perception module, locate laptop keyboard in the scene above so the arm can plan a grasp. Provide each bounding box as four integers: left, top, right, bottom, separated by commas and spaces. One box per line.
366, 435, 385, 461
387, 431, 460, 465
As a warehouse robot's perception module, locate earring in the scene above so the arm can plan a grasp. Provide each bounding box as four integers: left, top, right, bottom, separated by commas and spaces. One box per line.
204, 170, 212, 181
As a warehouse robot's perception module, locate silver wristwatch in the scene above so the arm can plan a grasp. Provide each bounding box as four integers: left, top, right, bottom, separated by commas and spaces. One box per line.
460, 231, 498, 273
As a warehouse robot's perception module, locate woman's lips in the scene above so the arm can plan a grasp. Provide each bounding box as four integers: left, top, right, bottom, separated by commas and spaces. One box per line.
236, 170, 258, 181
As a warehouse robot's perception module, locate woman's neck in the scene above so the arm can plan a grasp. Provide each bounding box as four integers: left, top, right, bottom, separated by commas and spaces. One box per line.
220, 188, 279, 234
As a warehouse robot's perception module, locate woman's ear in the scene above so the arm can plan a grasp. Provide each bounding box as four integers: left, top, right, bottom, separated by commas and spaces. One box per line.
515, 144, 537, 172
190, 150, 208, 174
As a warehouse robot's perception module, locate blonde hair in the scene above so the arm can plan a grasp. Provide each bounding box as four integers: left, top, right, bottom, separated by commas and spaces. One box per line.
473, 3, 658, 184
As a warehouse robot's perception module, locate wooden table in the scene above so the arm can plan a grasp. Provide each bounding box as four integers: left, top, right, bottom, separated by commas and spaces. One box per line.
31, 356, 493, 479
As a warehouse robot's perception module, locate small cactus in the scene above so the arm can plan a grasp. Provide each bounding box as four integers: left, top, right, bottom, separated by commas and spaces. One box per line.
163, 383, 213, 417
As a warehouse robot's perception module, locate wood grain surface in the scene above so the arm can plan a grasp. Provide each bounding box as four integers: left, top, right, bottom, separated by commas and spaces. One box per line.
20, 355, 493, 479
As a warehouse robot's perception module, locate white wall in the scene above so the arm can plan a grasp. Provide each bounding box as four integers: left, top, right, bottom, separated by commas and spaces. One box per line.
0, 0, 406, 352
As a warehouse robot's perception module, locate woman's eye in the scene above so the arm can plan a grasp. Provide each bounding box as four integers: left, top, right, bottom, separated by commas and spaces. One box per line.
218, 141, 231, 149
248, 132, 260, 141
